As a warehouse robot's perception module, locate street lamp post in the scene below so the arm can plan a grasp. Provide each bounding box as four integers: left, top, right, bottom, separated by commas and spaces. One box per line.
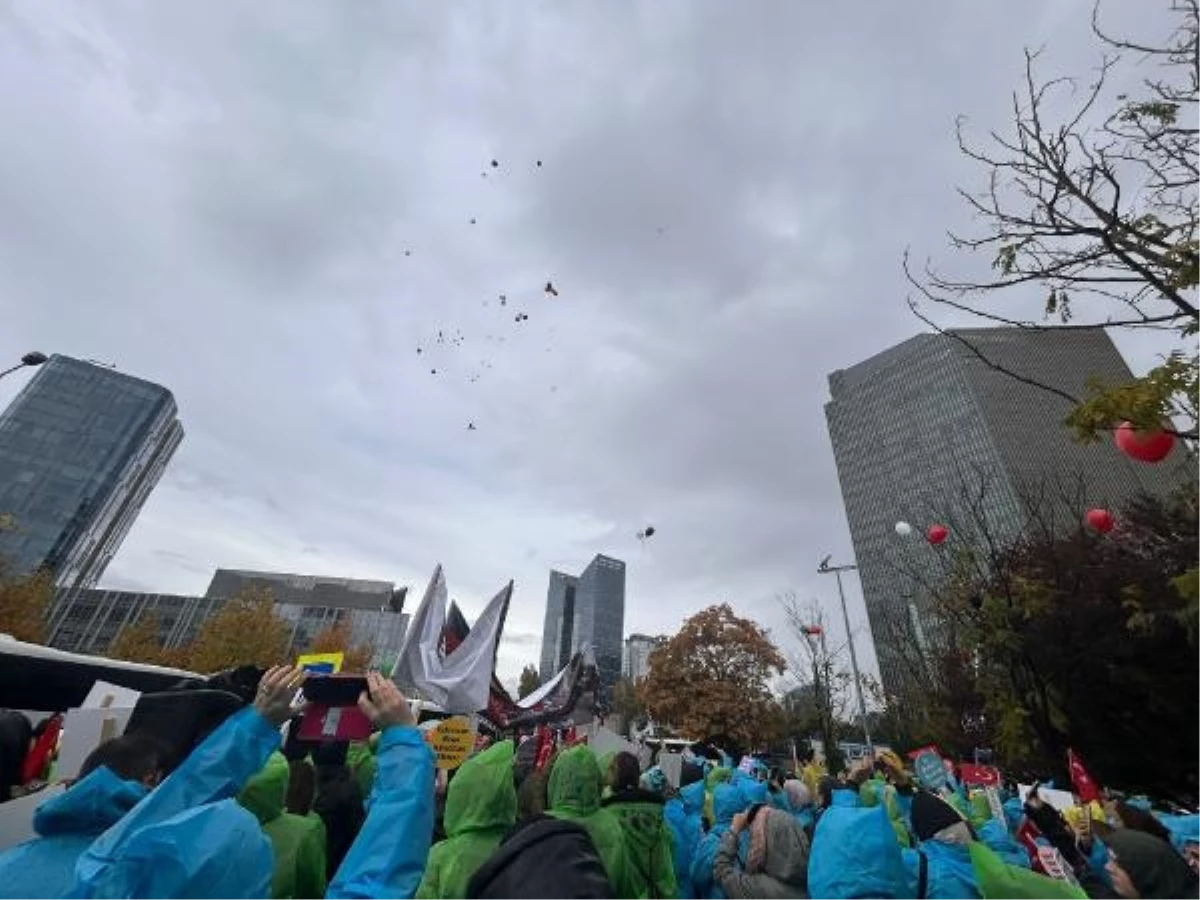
0, 351, 48, 381
817, 555, 874, 757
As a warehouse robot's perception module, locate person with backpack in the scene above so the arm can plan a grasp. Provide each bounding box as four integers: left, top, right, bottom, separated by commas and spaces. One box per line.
602, 753, 678, 898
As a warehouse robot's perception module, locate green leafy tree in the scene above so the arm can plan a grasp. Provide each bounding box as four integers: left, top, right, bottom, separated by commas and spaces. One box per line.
916, 486, 1198, 797
517, 664, 540, 699
909, 0, 1198, 441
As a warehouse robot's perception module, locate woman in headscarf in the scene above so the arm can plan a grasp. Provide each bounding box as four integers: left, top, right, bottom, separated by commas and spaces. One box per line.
712, 805, 809, 899
1105, 829, 1199, 899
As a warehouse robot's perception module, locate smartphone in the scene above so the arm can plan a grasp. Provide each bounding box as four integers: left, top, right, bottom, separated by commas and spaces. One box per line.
302, 674, 369, 706
297, 675, 373, 742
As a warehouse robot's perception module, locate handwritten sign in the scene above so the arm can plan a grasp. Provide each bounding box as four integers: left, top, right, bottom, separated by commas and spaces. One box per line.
426, 716, 474, 770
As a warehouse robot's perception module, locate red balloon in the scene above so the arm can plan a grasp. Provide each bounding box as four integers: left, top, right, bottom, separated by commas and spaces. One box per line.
1086, 508, 1115, 533
1114, 422, 1175, 463
927, 524, 949, 545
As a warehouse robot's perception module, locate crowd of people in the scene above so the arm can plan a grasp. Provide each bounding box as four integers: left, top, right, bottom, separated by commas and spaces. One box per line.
0, 666, 1196, 898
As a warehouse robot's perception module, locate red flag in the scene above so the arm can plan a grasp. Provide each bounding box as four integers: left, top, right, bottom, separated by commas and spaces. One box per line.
1016, 818, 1044, 873
1068, 748, 1102, 803
958, 763, 1002, 787
534, 725, 555, 771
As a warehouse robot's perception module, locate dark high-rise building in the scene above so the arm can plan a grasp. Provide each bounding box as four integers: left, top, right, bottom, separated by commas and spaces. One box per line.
539, 555, 626, 689
825, 327, 1190, 703
539, 571, 578, 680
0, 356, 183, 589
49, 568, 410, 667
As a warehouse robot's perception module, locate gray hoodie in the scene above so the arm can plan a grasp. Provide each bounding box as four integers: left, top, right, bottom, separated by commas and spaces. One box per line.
713, 808, 810, 899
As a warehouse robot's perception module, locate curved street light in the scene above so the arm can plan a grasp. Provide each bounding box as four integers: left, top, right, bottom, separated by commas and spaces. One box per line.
0, 351, 48, 381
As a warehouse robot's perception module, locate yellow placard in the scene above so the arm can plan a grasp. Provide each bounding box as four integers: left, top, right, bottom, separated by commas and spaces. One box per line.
426, 716, 475, 770
297, 652, 344, 674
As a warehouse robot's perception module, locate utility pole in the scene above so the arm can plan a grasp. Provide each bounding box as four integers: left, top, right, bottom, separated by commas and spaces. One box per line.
818, 555, 874, 757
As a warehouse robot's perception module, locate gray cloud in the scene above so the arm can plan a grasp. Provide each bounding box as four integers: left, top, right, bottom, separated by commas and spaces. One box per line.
0, 0, 1179, 684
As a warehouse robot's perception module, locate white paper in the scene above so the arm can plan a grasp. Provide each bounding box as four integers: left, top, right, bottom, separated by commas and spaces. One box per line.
82, 680, 142, 711
1018, 783, 1076, 813
57, 706, 135, 780
0, 785, 65, 851
658, 752, 682, 789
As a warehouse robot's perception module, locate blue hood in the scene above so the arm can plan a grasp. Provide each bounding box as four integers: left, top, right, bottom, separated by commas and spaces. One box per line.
713, 784, 744, 827
1002, 797, 1024, 833
809, 804, 907, 899
680, 780, 706, 815
831, 787, 860, 808
34, 767, 147, 837
741, 780, 768, 806
1158, 813, 1200, 852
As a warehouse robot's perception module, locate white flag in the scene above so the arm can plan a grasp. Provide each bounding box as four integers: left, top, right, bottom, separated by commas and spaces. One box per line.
391, 565, 447, 695
390, 566, 511, 714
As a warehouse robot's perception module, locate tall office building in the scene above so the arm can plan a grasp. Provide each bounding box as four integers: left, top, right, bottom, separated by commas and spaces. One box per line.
623, 633, 664, 682
825, 327, 1189, 703
0, 356, 183, 589
539, 571, 578, 680
539, 554, 626, 690
49, 568, 410, 667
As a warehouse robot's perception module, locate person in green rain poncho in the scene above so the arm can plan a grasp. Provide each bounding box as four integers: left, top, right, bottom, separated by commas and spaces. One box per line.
547, 744, 630, 891
415, 740, 518, 899
237, 751, 328, 900
602, 756, 678, 899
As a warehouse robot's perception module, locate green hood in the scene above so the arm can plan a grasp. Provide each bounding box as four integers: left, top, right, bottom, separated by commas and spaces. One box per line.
603, 790, 668, 853
602, 790, 678, 899
548, 745, 603, 817
444, 740, 517, 837
238, 751, 288, 826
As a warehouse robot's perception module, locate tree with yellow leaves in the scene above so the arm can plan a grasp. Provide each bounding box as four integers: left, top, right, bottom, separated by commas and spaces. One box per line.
0, 569, 54, 643
185, 586, 291, 673
108, 611, 170, 666
305, 617, 375, 672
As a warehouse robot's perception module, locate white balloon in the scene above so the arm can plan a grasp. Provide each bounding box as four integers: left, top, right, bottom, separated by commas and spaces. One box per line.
895, 521, 913, 536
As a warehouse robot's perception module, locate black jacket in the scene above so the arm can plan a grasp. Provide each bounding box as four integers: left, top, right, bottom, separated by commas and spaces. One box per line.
468, 815, 614, 898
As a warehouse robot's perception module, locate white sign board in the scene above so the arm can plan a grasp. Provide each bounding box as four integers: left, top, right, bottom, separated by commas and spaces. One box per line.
658, 752, 682, 789
57, 706, 135, 781
1018, 783, 1077, 813
82, 680, 142, 711
0, 785, 65, 852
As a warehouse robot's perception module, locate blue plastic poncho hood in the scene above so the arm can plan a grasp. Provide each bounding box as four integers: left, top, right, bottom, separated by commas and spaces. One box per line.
809, 804, 908, 899
35, 768, 148, 838
713, 784, 744, 827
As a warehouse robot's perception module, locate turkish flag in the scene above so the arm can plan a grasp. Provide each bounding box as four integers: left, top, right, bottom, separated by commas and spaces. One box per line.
1068, 748, 1102, 803
958, 763, 1002, 787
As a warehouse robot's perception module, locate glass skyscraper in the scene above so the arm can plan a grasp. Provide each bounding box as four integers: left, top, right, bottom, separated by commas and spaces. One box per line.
539, 554, 626, 690
0, 355, 183, 589
825, 327, 1190, 704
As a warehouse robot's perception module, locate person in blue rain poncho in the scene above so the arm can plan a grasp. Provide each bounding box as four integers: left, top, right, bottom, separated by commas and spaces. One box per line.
0, 735, 167, 899
692, 783, 750, 899
899, 791, 983, 899
808, 803, 910, 899
68, 667, 435, 900
664, 763, 706, 899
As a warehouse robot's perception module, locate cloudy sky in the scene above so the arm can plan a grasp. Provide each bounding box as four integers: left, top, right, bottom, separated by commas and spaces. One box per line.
0, 1, 1180, 690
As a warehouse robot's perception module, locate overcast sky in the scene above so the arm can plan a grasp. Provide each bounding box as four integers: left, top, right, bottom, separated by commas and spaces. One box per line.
0, 1, 1180, 691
